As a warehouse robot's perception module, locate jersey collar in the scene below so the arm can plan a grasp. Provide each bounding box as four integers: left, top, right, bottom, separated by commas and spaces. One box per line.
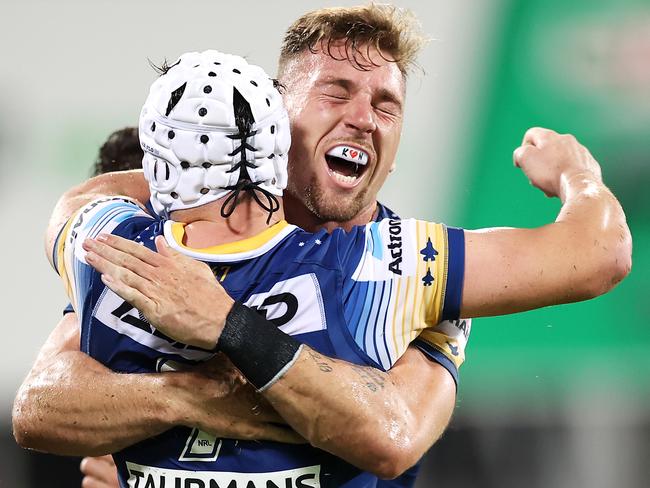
163, 220, 297, 263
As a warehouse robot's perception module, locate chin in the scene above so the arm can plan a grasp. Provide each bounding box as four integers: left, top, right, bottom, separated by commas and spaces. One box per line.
311, 193, 367, 223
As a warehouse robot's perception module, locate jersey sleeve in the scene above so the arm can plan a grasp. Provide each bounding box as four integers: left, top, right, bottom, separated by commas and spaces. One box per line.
337, 218, 465, 370
53, 197, 153, 317
413, 318, 472, 385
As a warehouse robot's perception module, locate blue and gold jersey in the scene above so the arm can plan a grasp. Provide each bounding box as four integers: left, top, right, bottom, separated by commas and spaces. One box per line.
55, 197, 467, 488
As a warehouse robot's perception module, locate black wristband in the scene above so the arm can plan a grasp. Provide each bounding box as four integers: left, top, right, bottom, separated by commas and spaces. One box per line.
217, 301, 302, 391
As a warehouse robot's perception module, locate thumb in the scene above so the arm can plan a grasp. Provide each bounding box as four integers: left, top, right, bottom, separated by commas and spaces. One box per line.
155, 235, 179, 258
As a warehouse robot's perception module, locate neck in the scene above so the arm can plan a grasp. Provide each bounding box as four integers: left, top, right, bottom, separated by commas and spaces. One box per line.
283, 193, 378, 233
170, 196, 285, 248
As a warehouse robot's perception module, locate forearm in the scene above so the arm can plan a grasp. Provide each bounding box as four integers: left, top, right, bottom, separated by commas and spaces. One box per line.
13, 350, 180, 455
263, 346, 456, 479
13, 350, 302, 455
462, 173, 631, 318
555, 172, 631, 293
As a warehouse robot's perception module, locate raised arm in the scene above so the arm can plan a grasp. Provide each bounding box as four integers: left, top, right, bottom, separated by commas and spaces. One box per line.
12, 312, 300, 456
78, 127, 631, 477
460, 128, 632, 317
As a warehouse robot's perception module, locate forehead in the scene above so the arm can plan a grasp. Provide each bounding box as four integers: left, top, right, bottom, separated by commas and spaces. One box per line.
295, 43, 405, 99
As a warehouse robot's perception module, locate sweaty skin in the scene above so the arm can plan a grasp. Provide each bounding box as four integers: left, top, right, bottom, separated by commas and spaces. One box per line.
15, 43, 462, 481
14, 37, 631, 485
76, 127, 631, 475
12, 312, 302, 456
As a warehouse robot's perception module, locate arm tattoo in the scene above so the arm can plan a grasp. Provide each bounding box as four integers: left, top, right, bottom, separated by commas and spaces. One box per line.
307, 349, 333, 373
351, 365, 386, 393
307, 348, 387, 392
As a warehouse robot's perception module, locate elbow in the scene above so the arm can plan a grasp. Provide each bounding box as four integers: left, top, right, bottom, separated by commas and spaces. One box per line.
607, 236, 632, 290
595, 226, 632, 296
584, 228, 633, 298
365, 438, 420, 480
12, 393, 40, 451
306, 416, 420, 479
12, 384, 95, 456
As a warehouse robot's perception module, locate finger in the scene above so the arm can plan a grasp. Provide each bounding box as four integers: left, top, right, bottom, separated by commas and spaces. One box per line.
80, 456, 119, 488
84, 239, 157, 280
81, 476, 117, 488
101, 274, 157, 313
522, 127, 555, 147
86, 252, 154, 298
155, 235, 181, 259
512, 144, 537, 168
98, 233, 164, 267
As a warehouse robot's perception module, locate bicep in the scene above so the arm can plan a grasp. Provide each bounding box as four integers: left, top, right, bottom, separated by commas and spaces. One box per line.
461, 225, 572, 317
29, 313, 80, 378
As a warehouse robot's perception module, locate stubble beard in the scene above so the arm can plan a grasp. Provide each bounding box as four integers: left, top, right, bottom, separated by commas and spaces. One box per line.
298, 175, 369, 223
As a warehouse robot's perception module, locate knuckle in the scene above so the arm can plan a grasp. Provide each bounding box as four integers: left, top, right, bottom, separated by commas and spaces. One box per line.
81, 477, 96, 488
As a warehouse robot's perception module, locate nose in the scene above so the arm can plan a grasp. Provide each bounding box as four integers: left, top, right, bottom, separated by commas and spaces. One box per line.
343, 95, 376, 134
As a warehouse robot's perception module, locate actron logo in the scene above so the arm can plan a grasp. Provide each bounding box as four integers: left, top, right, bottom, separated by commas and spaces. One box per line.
387, 219, 403, 275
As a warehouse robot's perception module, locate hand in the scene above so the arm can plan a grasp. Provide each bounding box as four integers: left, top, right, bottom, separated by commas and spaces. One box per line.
180, 368, 305, 443
83, 234, 234, 349
80, 455, 119, 488
512, 127, 602, 199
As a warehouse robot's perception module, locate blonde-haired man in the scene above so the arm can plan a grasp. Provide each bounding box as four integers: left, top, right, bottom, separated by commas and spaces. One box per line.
14, 5, 630, 488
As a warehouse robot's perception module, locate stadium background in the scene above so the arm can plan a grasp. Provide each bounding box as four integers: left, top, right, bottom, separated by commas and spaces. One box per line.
1, 1, 647, 486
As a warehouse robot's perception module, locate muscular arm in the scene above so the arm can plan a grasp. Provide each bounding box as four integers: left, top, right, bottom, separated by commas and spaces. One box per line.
265, 346, 455, 479
12, 313, 300, 456
39, 169, 457, 474
461, 129, 632, 317
78, 350, 454, 486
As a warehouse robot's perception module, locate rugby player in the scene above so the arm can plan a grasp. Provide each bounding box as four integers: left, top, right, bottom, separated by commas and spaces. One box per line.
48, 37, 631, 487
13, 4, 628, 488
16, 8, 470, 487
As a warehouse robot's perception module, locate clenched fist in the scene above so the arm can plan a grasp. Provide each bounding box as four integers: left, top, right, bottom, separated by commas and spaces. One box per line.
513, 128, 602, 199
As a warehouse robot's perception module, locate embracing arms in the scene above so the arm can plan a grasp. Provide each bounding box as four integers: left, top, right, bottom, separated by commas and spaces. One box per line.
12, 312, 299, 456
24, 166, 459, 477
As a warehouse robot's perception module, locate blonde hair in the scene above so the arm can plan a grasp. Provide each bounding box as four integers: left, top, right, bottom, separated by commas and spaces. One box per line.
278, 3, 427, 79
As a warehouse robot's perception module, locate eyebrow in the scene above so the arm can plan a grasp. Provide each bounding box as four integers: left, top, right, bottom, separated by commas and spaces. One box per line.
316, 78, 403, 110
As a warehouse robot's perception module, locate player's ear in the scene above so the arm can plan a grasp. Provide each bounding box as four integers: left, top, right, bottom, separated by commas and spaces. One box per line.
389, 161, 396, 174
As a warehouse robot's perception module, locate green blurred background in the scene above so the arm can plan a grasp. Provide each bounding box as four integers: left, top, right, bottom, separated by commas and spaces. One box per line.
459, 0, 649, 407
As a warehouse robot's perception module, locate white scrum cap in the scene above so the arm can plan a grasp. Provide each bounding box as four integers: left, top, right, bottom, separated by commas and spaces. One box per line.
138, 50, 290, 216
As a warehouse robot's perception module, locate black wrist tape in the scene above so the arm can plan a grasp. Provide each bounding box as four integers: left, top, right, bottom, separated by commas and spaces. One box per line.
218, 301, 302, 391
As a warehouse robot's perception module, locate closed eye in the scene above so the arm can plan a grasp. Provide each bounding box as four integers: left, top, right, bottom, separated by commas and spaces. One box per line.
374, 103, 400, 117
324, 93, 349, 101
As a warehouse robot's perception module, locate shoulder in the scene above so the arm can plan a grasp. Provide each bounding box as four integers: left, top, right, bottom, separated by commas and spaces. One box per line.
375, 202, 400, 220
54, 197, 155, 273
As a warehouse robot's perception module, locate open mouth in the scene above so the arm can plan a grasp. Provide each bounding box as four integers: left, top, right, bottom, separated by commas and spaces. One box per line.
325, 145, 369, 185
